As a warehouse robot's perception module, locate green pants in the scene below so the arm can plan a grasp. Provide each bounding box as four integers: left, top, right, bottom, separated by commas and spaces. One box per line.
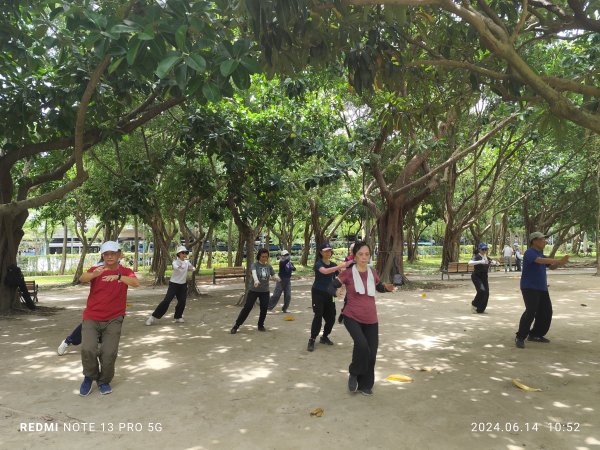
81, 316, 124, 385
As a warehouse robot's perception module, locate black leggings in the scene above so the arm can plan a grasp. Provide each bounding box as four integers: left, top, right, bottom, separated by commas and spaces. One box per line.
471, 272, 489, 313
516, 289, 553, 339
235, 290, 270, 328
343, 316, 378, 390
310, 288, 336, 339
152, 282, 187, 319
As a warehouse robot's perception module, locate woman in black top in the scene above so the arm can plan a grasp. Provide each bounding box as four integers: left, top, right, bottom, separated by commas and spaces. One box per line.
468, 243, 498, 313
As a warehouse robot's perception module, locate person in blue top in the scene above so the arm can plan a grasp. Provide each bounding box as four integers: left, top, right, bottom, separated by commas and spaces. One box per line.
515, 232, 569, 349
267, 250, 296, 313
307, 243, 348, 352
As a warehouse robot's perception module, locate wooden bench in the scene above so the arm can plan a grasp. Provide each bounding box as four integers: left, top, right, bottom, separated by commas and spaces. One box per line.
498, 256, 517, 265
441, 262, 474, 280
15, 280, 38, 304
213, 267, 246, 284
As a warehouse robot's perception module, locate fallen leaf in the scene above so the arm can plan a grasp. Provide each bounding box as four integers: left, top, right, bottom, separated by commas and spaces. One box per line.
512, 379, 542, 392
310, 407, 324, 417
581, 303, 587, 307
385, 374, 413, 382
283, 315, 295, 321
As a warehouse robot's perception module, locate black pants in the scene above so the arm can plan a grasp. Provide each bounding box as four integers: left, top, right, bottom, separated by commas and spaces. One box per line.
471, 272, 489, 313
152, 282, 187, 319
343, 316, 378, 390
516, 289, 553, 339
310, 288, 336, 339
235, 290, 269, 328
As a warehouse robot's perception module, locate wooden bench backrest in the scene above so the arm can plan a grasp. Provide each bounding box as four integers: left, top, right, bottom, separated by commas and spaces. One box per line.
447, 262, 471, 273
214, 267, 245, 275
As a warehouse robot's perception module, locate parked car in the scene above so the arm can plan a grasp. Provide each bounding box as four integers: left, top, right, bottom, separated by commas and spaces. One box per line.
291, 243, 302, 253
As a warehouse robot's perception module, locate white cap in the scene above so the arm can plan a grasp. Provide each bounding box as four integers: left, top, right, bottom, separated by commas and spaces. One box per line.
176, 245, 189, 254
281, 249, 289, 256
100, 241, 120, 254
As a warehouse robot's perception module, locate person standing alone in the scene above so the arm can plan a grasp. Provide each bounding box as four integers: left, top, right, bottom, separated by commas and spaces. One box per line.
468, 243, 498, 314
146, 246, 195, 325
503, 244, 514, 272
515, 232, 569, 349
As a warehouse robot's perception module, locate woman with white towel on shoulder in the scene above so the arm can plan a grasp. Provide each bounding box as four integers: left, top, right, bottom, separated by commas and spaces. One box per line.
333, 242, 395, 396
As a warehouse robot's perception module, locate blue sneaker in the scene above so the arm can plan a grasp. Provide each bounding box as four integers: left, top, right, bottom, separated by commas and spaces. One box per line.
79, 377, 93, 396
98, 383, 112, 395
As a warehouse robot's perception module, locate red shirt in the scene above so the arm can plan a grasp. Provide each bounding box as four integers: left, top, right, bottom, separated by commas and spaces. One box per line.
338, 267, 380, 324
82, 265, 136, 321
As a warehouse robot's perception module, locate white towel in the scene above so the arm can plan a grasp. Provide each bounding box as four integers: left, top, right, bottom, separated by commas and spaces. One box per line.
352, 265, 376, 296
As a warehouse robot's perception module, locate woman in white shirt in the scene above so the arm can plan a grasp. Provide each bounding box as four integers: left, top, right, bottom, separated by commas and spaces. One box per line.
146, 246, 195, 325
468, 243, 498, 313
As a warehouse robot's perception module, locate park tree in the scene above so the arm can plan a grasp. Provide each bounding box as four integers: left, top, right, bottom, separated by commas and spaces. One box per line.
0, 0, 262, 311
242, 0, 600, 133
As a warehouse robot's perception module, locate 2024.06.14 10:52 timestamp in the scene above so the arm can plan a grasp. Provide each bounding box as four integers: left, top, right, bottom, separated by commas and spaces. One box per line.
471, 422, 580, 433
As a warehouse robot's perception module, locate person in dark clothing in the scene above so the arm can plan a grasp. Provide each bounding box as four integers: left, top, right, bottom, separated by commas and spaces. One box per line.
307, 243, 348, 352
268, 250, 296, 313
231, 248, 279, 334
58, 323, 83, 355
515, 232, 569, 349
4, 264, 36, 310
468, 243, 499, 314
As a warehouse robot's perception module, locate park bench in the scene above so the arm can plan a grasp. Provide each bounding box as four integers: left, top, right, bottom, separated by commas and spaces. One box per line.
213, 267, 246, 284
498, 256, 517, 265
441, 262, 474, 280
15, 280, 38, 304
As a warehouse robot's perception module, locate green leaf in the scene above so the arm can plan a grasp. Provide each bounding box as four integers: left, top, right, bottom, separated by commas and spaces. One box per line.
202, 83, 221, 102
175, 25, 188, 51
175, 64, 188, 92
232, 39, 251, 58
127, 38, 142, 65
110, 24, 138, 34
185, 54, 206, 73
231, 67, 251, 90
156, 55, 182, 79
220, 59, 239, 77
240, 56, 262, 74
108, 56, 125, 74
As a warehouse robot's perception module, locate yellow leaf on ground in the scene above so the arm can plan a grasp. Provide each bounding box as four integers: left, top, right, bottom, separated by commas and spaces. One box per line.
310, 408, 324, 417
512, 379, 542, 392
283, 315, 295, 321
385, 374, 413, 382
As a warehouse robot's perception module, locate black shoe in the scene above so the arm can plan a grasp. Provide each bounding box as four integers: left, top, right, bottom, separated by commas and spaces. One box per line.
307, 339, 315, 352
348, 374, 358, 393
258, 325, 266, 332
282, 308, 287, 313
320, 336, 334, 345
230, 327, 238, 334
515, 337, 525, 349
527, 335, 550, 343
359, 388, 373, 396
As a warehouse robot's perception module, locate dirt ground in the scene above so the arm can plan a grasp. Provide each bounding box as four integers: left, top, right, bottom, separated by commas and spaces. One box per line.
1, 268, 599, 450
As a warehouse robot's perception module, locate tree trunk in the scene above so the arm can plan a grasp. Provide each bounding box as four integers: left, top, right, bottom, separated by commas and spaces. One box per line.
596, 158, 600, 276
133, 215, 139, 272
0, 209, 29, 313
375, 203, 406, 284
300, 218, 311, 266
59, 220, 68, 275
206, 227, 214, 269
441, 225, 461, 269
227, 216, 233, 267
234, 231, 244, 267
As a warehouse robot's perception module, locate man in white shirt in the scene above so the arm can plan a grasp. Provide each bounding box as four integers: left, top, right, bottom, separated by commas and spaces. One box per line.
503, 244, 514, 272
